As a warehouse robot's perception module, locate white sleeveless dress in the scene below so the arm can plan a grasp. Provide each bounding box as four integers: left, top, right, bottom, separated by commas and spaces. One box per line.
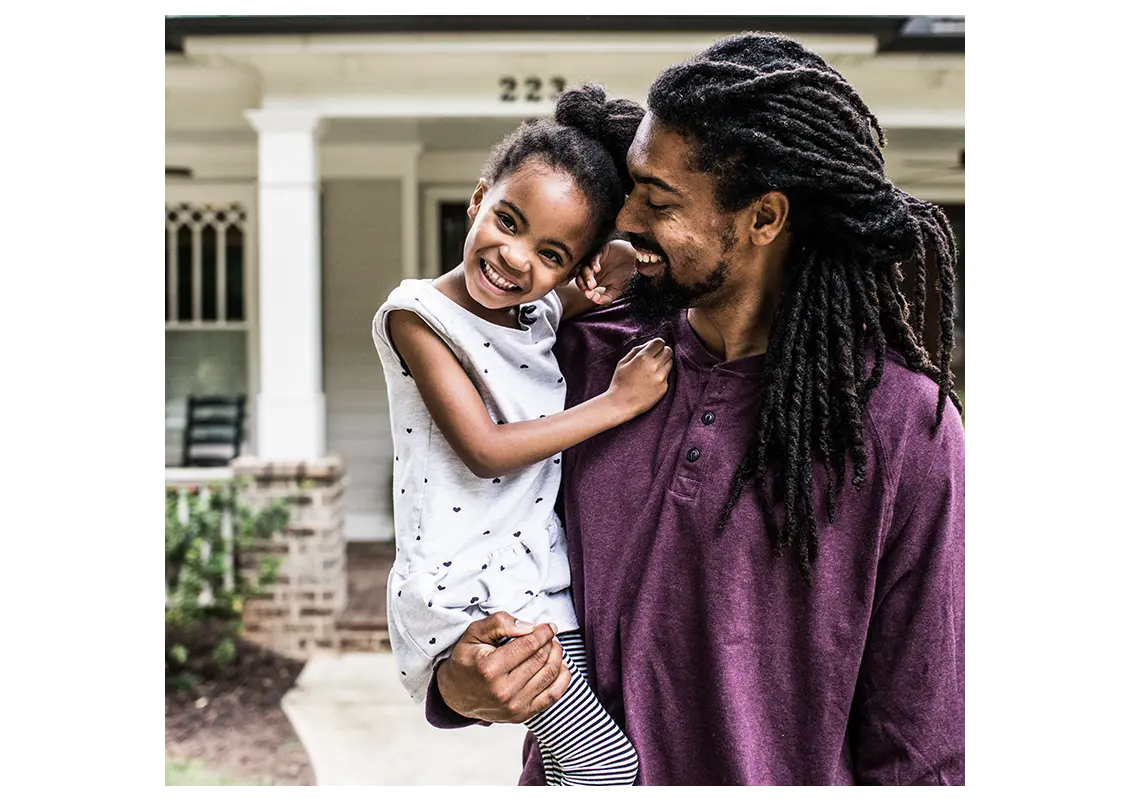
372, 278, 580, 703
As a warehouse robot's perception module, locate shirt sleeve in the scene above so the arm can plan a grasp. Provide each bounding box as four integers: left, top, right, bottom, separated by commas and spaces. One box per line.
372, 280, 467, 374
423, 665, 489, 729
540, 289, 564, 333
850, 401, 965, 785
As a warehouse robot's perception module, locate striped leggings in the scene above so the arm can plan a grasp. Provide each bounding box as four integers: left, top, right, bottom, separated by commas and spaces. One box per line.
523, 630, 639, 786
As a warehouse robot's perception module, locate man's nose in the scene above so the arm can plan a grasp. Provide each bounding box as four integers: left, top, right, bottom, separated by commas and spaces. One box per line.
616, 194, 644, 234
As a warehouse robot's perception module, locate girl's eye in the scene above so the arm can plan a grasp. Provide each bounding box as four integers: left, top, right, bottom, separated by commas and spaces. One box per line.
540, 251, 563, 265
497, 212, 516, 231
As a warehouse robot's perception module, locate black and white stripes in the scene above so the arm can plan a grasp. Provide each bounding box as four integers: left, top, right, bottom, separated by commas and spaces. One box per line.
525, 631, 639, 786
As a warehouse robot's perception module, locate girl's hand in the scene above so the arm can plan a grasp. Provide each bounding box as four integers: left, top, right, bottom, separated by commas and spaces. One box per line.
605, 337, 674, 420
574, 239, 638, 306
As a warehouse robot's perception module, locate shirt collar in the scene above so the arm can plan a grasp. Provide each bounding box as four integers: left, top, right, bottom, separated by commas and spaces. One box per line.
674, 309, 767, 379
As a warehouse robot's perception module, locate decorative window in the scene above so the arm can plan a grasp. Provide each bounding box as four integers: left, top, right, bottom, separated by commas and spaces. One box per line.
165, 202, 252, 465
165, 202, 247, 324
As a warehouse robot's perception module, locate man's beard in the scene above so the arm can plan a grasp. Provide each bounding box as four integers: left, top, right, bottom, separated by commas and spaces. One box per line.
621, 259, 730, 331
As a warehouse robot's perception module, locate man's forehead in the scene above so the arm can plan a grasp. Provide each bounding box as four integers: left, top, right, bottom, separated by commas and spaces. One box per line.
628, 114, 723, 209
628, 113, 697, 192
628, 113, 666, 162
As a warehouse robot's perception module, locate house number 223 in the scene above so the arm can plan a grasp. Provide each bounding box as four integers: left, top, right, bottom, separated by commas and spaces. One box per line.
499, 76, 567, 102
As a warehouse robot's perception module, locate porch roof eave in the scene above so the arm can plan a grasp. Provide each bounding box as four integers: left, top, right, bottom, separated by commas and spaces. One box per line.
166, 15, 964, 55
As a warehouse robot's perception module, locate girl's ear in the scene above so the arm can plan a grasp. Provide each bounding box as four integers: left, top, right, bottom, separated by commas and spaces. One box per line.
468, 179, 490, 220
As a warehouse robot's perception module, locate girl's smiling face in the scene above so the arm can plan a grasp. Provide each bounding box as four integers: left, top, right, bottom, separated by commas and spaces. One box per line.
462, 159, 600, 311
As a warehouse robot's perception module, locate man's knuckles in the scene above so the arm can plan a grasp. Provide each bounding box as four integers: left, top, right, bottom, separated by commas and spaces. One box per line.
504, 697, 528, 719
519, 627, 555, 654
526, 644, 550, 672
478, 664, 500, 684
488, 684, 512, 705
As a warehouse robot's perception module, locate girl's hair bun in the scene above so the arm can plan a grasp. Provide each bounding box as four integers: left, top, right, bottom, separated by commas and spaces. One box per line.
554, 83, 645, 194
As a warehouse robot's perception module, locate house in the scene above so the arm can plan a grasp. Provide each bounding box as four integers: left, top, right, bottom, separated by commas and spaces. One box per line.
165, 15, 965, 547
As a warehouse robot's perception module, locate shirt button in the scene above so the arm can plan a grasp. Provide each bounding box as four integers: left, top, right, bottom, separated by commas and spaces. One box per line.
702, 411, 715, 425
687, 447, 701, 463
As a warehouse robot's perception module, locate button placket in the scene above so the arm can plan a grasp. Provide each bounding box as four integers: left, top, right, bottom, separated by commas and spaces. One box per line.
687, 381, 729, 467
670, 376, 724, 499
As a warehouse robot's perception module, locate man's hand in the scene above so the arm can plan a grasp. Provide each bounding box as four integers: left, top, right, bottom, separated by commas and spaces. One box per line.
435, 611, 571, 723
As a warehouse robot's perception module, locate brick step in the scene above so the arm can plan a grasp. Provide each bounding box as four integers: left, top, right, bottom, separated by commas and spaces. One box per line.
337, 607, 388, 631
336, 541, 395, 642
338, 629, 391, 653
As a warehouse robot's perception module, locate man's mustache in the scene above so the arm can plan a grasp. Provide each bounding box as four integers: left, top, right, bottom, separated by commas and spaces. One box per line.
625, 233, 667, 261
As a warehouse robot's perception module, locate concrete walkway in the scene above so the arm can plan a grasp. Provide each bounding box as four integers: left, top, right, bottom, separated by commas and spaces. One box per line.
282, 651, 530, 786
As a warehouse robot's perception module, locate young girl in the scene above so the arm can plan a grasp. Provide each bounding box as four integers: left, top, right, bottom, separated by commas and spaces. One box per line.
371, 85, 664, 786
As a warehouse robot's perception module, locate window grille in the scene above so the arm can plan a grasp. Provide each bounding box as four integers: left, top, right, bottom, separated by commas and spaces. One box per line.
165, 202, 248, 325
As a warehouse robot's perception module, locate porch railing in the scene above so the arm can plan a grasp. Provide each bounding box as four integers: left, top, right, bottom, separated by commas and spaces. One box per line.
165, 467, 236, 607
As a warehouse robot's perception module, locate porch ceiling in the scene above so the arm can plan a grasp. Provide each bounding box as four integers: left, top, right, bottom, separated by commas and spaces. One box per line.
317, 117, 964, 152
165, 25, 962, 196
320, 117, 521, 149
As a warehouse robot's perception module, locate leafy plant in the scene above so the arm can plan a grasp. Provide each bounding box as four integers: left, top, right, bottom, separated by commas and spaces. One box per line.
165, 479, 291, 687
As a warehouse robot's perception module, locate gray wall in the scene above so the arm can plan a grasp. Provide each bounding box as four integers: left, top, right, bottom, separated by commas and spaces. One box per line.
322, 180, 402, 540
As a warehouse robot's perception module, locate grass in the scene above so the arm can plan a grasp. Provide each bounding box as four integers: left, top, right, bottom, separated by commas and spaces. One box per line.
165, 758, 264, 786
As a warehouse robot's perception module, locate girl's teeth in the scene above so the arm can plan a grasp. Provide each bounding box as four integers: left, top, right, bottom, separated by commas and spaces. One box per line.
484, 261, 517, 290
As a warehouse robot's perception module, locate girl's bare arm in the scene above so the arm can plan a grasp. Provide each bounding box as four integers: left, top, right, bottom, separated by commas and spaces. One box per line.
387, 309, 671, 479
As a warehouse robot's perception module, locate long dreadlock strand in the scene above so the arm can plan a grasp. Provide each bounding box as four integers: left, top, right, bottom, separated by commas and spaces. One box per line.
658, 33, 962, 581
812, 259, 837, 523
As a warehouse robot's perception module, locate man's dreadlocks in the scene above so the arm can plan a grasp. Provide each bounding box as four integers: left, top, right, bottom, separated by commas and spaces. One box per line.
647, 33, 962, 583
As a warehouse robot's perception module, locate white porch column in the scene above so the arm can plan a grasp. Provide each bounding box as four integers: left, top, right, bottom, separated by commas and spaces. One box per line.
245, 109, 327, 459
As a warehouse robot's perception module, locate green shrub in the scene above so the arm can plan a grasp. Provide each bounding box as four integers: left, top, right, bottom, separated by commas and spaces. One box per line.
165, 480, 291, 688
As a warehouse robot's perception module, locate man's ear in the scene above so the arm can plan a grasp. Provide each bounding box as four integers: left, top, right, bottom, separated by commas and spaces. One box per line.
468, 179, 490, 220
744, 191, 790, 246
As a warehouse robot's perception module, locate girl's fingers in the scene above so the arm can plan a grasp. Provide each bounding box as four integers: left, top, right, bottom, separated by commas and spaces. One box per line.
579, 265, 596, 290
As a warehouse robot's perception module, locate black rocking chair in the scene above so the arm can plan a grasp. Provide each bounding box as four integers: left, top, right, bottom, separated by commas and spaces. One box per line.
181, 394, 247, 467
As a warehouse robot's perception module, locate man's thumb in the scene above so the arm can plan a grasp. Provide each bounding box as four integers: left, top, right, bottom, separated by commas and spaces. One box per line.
488, 611, 536, 638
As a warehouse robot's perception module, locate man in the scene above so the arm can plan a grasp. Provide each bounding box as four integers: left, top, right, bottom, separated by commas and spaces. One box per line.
423, 32, 964, 785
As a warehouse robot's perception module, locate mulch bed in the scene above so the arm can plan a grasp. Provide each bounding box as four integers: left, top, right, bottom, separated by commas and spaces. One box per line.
165, 624, 315, 785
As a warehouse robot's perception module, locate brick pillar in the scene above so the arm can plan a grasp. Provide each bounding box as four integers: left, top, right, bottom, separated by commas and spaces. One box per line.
231, 455, 347, 659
